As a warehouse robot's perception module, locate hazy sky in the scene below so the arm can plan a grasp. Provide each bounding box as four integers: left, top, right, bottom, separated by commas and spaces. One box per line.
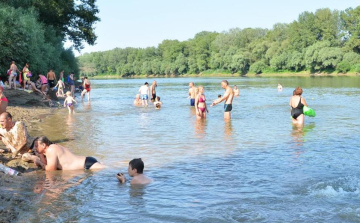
68, 0, 359, 56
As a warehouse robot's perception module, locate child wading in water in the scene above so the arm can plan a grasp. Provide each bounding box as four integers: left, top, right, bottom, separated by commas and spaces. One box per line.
154, 96, 162, 109
116, 158, 152, 185
55, 79, 65, 97
64, 91, 77, 114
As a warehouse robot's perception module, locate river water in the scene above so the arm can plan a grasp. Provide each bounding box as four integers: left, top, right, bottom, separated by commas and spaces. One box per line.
8, 77, 360, 222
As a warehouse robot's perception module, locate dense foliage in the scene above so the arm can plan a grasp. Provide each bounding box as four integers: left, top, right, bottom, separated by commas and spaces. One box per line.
78, 6, 360, 76
0, 0, 99, 80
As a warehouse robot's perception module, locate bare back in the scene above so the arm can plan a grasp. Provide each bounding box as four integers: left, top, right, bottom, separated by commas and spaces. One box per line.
289, 96, 307, 108
47, 71, 56, 80
47, 144, 86, 170
189, 87, 196, 99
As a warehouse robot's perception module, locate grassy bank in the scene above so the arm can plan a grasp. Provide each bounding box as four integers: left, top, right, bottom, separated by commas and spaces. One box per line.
90, 72, 360, 79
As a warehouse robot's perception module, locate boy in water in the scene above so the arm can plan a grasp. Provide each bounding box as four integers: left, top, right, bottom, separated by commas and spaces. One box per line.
116, 158, 152, 185
63, 91, 77, 114
154, 96, 162, 109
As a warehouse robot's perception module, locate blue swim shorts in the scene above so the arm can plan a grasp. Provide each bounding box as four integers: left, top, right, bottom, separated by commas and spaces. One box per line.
190, 98, 195, 106
141, 94, 148, 100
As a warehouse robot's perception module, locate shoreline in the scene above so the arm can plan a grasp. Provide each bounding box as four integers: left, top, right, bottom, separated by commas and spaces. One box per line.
90, 72, 360, 79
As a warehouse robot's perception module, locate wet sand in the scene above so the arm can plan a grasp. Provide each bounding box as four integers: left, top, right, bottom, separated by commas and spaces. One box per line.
0, 89, 57, 221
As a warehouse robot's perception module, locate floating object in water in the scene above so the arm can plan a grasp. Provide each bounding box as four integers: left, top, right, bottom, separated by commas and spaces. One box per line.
303, 106, 316, 117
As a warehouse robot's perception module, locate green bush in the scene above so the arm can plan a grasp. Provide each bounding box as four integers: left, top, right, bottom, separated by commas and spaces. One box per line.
336, 61, 351, 73
249, 61, 268, 74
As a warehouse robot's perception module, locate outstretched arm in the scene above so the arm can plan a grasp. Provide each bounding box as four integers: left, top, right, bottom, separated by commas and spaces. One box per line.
212, 88, 230, 106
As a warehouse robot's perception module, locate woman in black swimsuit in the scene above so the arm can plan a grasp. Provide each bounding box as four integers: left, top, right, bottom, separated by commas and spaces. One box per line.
289, 87, 308, 126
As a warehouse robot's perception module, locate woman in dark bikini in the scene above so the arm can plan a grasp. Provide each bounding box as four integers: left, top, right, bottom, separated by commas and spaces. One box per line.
289, 87, 308, 126
195, 86, 209, 119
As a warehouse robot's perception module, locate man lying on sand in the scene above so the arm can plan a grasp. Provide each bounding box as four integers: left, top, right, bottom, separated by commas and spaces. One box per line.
35, 136, 105, 171
116, 158, 152, 185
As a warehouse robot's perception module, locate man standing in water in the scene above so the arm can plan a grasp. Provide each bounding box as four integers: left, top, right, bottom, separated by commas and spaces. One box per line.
150, 80, 157, 102
211, 80, 234, 120
139, 82, 150, 106
47, 69, 57, 89
188, 82, 196, 106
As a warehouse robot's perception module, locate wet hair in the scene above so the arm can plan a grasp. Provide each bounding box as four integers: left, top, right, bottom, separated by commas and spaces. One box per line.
218, 94, 221, 98
129, 158, 144, 174
36, 136, 54, 146
222, 80, 229, 85
294, 87, 303, 96
145, 82, 148, 85
1, 112, 12, 119
156, 96, 160, 101
156, 103, 161, 108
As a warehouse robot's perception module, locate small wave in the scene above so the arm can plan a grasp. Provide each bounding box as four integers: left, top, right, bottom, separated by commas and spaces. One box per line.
309, 176, 360, 197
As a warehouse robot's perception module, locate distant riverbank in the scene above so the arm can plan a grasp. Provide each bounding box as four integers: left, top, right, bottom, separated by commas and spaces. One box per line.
89, 72, 360, 79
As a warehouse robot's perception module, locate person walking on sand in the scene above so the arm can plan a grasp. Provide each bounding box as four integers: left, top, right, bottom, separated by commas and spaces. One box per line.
81, 77, 91, 102
188, 82, 196, 106
211, 80, 234, 120
47, 69, 57, 89
139, 82, 150, 106
64, 91, 77, 114
8, 61, 21, 90
35, 136, 106, 171
150, 80, 157, 102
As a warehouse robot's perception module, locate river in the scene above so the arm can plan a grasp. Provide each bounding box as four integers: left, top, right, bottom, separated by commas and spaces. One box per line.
9, 77, 360, 222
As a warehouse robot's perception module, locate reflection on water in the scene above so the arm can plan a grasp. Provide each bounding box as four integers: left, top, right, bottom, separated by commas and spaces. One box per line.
15, 77, 360, 222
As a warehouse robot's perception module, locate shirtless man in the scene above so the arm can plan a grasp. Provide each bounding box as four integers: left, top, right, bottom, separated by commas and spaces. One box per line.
35, 136, 106, 171
116, 158, 152, 185
150, 80, 157, 102
211, 80, 234, 120
0, 112, 43, 166
47, 69, 57, 89
188, 82, 196, 106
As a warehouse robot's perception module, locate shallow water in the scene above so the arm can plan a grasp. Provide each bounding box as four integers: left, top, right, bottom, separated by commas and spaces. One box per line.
7, 77, 360, 222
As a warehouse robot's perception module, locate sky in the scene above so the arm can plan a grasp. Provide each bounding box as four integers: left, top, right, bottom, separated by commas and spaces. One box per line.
67, 0, 360, 56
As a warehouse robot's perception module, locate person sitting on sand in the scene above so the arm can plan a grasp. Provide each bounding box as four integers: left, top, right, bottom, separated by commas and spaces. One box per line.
64, 91, 77, 114
134, 94, 142, 106
22, 63, 44, 95
154, 96, 162, 109
0, 87, 8, 114
55, 79, 65, 97
116, 158, 151, 185
0, 112, 44, 167
35, 136, 106, 171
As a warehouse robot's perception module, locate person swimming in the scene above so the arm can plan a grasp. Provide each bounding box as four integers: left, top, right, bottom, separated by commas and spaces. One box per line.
154, 96, 162, 109
116, 158, 152, 185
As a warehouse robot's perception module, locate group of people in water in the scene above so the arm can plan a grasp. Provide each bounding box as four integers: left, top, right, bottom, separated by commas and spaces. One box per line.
134, 80, 162, 109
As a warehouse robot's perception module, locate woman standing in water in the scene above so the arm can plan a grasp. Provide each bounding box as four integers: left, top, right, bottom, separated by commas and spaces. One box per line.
195, 86, 208, 119
289, 87, 308, 126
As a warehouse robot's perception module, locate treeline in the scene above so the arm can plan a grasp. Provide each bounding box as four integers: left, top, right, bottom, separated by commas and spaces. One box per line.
79, 6, 360, 77
0, 0, 99, 80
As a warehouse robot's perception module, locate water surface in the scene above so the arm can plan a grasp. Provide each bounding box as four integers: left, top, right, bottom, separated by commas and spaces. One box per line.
9, 77, 360, 222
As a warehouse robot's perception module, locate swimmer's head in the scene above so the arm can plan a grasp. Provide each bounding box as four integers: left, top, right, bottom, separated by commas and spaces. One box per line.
294, 87, 303, 96
66, 91, 71, 96
35, 136, 54, 154
156, 103, 161, 109
155, 96, 160, 101
136, 94, 140, 99
128, 158, 144, 176
218, 94, 221, 98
